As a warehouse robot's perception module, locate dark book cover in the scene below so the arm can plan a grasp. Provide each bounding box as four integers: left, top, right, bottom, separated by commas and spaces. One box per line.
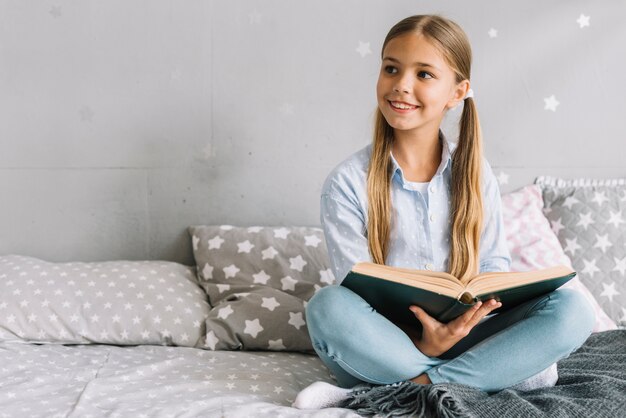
340, 270, 576, 327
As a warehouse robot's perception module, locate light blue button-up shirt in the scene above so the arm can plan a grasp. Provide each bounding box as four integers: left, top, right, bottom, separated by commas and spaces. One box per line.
320, 131, 511, 285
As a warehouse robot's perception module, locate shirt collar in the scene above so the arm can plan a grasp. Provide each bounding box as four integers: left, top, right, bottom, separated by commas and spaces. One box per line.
389, 130, 454, 184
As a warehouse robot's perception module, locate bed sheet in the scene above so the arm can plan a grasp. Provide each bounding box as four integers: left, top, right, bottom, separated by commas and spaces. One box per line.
0, 342, 360, 418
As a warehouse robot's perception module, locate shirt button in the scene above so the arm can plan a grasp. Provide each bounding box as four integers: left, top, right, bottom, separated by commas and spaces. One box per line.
425, 263, 434, 271
429, 186, 436, 193
429, 214, 435, 222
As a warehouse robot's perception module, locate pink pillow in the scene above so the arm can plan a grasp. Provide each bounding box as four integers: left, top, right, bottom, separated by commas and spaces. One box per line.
501, 184, 617, 332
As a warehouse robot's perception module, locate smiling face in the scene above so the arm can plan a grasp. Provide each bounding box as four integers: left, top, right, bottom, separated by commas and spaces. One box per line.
376, 32, 468, 137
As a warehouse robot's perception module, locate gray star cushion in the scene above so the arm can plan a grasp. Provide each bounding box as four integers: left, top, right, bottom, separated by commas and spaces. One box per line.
0, 255, 211, 346
536, 176, 626, 327
188, 225, 333, 352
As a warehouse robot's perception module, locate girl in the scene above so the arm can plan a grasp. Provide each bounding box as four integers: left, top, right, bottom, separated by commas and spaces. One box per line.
293, 14, 595, 409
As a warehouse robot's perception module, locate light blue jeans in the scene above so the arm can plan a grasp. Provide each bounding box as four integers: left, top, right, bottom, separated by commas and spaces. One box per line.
305, 285, 595, 393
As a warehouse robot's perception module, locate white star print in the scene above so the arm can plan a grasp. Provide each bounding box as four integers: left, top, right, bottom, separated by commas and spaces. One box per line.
288, 312, 306, 329
220, 225, 233, 230
576, 211, 594, 230
268, 339, 286, 350
319, 269, 335, 285
217, 305, 234, 319
356, 41, 371, 57
261, 297, 280, 311
496, 171, 509, 185
244, 319, 264, 338
607, 210, 625, 228
237, 240, 255, 253
599, 282, 619, 302
544, 95, 560, 112
252, 270, 271, 284
576, 14, 590, 28
613, 257, 626, 275
562, 196, 579, 209
564, 237, 582, 256
223, 264, 240, 279
594, 234, 611, 253
304, 235, 322, 247
550, 218, 565, 235
581, 258, 600, 278
261, 246, 279, 260
205, 330, 219, 350
591, 191, 609, 206
289, 255, 307, 272
202, 263, 214, 279
247, 226, 263, 233
192, 235, 199, 251
208, 236, 225, 250
216, 284, 230, 293
281, 276, 298, 291
274, 228, 290, 239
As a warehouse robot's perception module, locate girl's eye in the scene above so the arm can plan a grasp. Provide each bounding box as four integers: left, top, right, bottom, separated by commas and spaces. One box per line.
384, 66, 397, 74
418, 71, 434, 79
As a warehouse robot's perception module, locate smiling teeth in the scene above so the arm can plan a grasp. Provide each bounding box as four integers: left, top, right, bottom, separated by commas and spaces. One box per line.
391, 101, 416, 109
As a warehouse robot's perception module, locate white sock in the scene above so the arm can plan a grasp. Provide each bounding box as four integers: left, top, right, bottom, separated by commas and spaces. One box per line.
291, 381, 357, 409
509, 362, 558, 392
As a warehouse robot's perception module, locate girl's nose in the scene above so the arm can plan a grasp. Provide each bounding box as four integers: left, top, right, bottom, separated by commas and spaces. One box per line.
393, 75, 411, 94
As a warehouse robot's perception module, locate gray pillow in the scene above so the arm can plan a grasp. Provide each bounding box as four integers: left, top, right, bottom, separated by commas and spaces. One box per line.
0, 255, 211, 346
188, 225, 333, 352
536, 176, 626, 328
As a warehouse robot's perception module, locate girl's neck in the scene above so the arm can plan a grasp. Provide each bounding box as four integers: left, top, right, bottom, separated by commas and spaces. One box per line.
391, 128, 442, 182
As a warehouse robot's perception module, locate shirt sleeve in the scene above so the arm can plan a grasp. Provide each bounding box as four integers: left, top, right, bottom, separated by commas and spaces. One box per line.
320, 193, 372, 285
479, 163, 512, 273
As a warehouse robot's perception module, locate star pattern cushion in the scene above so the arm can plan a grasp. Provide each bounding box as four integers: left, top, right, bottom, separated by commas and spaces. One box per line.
501, 184, 617, 332
188, 225, 332, 352
0, 255, 211, 346
536, 176, 626, 328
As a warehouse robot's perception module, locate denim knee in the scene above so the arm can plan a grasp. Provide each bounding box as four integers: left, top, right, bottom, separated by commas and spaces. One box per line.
305, 285, 353, 341
548, 288, 595, 352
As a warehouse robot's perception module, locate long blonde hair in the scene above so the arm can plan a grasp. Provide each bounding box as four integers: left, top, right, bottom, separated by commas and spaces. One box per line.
367, 14, 483, 282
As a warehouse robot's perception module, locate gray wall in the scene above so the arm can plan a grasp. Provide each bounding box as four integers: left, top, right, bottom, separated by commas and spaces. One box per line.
2, 1, 625, 265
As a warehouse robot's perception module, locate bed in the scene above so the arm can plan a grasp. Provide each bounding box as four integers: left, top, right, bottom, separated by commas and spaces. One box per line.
1, 177, 624, 417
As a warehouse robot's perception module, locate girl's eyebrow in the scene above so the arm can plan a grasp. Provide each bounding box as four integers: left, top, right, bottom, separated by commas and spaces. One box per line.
382, 56, 441, 72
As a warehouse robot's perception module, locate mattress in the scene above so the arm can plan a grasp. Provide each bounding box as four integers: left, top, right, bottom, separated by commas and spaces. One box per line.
0, 341, 361, 417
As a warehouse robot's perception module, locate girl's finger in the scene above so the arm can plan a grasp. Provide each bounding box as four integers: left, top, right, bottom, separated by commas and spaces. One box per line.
467, 299, 502, 327
409, 305, 438, 329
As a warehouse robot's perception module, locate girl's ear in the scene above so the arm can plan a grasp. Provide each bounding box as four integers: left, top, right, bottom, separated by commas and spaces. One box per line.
446, 80, 471, 110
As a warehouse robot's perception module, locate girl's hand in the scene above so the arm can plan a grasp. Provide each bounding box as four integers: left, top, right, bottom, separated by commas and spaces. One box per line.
408, 299, 502, 358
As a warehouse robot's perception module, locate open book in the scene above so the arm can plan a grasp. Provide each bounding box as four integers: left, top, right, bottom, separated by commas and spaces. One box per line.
340, 262, 576, 326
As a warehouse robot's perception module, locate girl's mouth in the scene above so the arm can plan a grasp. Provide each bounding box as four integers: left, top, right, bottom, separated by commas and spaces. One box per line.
388, 100, 419, 112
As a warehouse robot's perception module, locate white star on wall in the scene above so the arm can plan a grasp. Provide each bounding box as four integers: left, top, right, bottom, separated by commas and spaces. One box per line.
201, 143, 215, 159
79, 105, 94, 122
279, 103, 295, 115
544, 95, 560, 112
496, 171, 509, 185
249, 10, 262, 24
577, 14, 590, 28
488, 28, 498, 38
356, 41, 372, 57
49, 5, 62, 18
